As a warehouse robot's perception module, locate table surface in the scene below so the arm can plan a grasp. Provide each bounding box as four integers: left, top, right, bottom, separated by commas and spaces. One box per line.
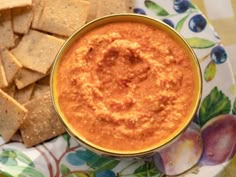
192, 0, 236, 176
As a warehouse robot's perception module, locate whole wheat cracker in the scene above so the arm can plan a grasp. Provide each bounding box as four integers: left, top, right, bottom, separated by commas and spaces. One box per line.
36, 75, 50, 85
86, 0, 97, 22
0, 54, 8, 88
32, 0, 89, 36
11, 30, 64, 74
14, 68, 45, 89
0, 10, 15, 48
31, 84, 49, 99
0, 47, 22, 84
12, 6, 33, 34
0, 0, 32, 10
14, 83, 35, 104
96, 0, 129, 18
0, 89, 28, 142
20, 91, 65, 147
2, 84, 16, 97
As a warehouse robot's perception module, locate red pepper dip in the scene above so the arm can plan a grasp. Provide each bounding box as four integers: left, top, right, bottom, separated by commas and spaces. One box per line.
55, 22, 199, 152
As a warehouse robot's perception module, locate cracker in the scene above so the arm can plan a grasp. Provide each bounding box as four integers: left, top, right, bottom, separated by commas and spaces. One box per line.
31, 0, 44, 28
11, 30, 64, 74
0, 0, 32, 10
2, 84, 16, 97
20, 91, 65, 147
14, 68, 45, 89
14, 84, 35, 104
0, 89, 28, 142
125, 0, 134, 12
52, 34, 68, 41
0, 10, 15, 48
87, 0, 97, 22
14, 34, 23, 47
96, 0, 129, 18
36, 75, 50, 85
12, 6, 33, 34
32, 0, 89, 36
31, 84, 49, 99
0, 47, 22, 84
0, 55, 8, 88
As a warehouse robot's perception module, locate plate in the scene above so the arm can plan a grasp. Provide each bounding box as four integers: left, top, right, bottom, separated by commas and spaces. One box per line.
0, 0, 235, 176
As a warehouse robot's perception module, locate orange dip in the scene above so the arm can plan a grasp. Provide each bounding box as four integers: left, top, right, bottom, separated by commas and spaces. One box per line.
56, 22, 198, 152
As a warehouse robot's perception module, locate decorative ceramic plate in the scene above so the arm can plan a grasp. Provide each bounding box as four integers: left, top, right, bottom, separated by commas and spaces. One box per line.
0, 0, 235, 177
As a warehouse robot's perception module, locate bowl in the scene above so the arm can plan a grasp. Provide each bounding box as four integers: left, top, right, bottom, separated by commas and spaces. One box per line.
50, 14, 202, 157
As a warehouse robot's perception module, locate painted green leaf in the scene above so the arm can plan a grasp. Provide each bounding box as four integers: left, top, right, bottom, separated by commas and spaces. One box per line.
73, 149, 119, 172
18, 175, 25, 177
0, 150, 16, 159
0, 150, 17, 166
176, 14, 189, 32
199, 87, 231, 126
0, 171, 13, 177
186, 37, 215, 49
60, 163, 71, 175
232, 98, 236, 115
13, 149, 34, 167
0, 165, 44, 177
62, 133, 71, 148
66, 152, 86, 166
144, 0, 169, 16
134, 162, 160, 177
73, 172, 90, 177
204, 61, 216, 82
0, 157, 17, 166
0, 149, 34, 167
91, 158, 119, 173
189, 2, 196, 9
75, 149, 99, 164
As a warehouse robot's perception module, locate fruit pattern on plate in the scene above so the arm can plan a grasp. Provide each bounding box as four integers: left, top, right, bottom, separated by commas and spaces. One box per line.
0, 0, 235, 177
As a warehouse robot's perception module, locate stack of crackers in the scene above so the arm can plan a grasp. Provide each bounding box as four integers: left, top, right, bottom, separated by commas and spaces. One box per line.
0, 0, 133, 147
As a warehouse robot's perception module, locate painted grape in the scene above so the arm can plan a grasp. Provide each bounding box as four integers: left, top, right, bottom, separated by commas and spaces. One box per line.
133, 8, 146, 15
162, 19, 174, 28
173, 0, 190, 13
210, 45, 227, 64
189, 14, 207, 32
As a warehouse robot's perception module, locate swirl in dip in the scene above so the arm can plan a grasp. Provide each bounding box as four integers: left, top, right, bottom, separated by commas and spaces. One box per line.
54, 21, 200, 153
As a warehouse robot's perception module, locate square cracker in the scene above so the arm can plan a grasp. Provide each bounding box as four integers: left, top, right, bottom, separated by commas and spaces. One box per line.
0, 10, 15, 48
0, 47, 22, 84
96, 0, 131, 18
31, 84, 49, 99
0, 0, 32, 10
2, 83, 16, 97
31, 0, 44, 28
11, 30, 64, 74
14, 84, 35, 104
14, 68, 45, 89
0, 54, 8, 88
36, 74, 50, 85
20, 91, 65, 147
12, 6, 33, 34
86, 0, 97, 22
126, 0, 134, 12
0, 89, 28, 142
32, 0, 89, 36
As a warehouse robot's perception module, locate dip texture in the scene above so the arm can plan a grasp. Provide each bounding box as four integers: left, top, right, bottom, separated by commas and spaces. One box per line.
56, 22, 198, 152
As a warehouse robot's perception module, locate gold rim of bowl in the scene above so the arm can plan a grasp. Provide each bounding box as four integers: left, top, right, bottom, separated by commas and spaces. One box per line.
50, 13, 202, 157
